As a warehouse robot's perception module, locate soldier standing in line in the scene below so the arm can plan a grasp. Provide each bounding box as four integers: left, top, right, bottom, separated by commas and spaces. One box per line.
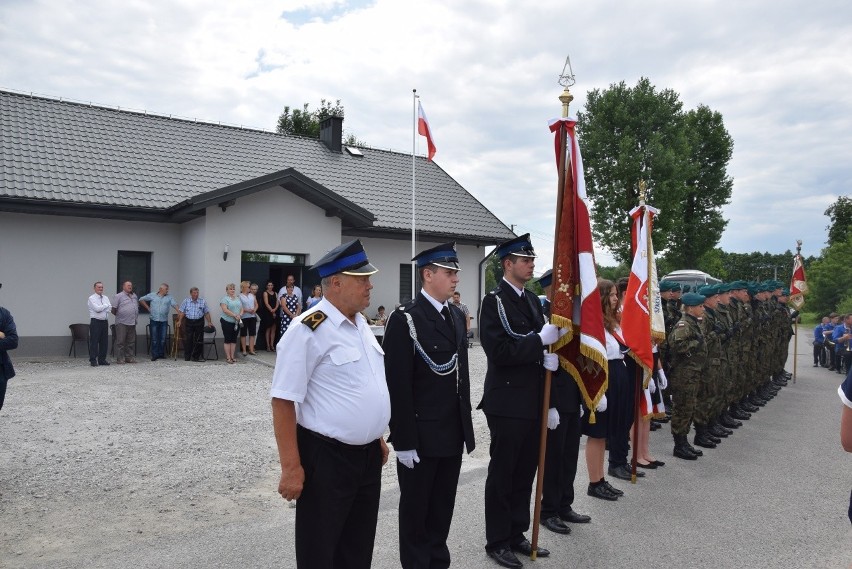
668, 292, 708, 460
714, 284, 745, 430
383, 242, 476, 569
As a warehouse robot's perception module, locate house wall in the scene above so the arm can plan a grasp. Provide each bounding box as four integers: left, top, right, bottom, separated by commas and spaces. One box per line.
0, 212, 182, 356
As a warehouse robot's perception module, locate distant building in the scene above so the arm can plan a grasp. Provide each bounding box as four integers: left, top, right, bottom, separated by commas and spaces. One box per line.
0, 90, 513, 355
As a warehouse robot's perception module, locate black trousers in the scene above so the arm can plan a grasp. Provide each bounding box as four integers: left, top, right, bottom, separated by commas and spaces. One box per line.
295, 426, 382, 569
183, 318, 203, 360
814, 343, 826, 366
0, 375, 6, 411
483, 414, 539, 551
541, 411, 581, 519
88, 318, 109, 363
397, 454, 462, 569
607, 361, 636, 469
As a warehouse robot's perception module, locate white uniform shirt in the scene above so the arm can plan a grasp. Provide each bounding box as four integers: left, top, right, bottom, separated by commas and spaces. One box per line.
270, 297, 390, 446
604, 328, 624, 361
87, 293, 112, 320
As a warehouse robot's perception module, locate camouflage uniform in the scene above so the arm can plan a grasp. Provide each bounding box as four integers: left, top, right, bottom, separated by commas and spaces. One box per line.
668, 312, 707, 437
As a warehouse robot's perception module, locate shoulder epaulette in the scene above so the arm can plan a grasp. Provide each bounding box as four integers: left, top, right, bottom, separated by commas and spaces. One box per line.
489, 285, 502, 296
301, 311, 327, 331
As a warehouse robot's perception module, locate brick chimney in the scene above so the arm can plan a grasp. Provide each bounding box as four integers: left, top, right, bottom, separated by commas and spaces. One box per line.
320, 115, 343, 152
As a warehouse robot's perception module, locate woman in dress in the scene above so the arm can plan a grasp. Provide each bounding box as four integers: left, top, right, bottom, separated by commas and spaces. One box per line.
305, 284, 323, 310
261, 281, 279, 351
279, 284, 301, 339
219, 283, 243, 364
238, 281, 259, 356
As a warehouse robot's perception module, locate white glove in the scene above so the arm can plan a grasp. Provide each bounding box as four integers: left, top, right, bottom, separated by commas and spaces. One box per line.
558, 327, 570, 338
547, 408, 560, 430
396, 449, 420, 469
579, 405, 585, 418
657, 369, 668, 390
538, 324, 559, 346
596, 394, 608, 413
649, 378, 657, 394
543, 352, 559, 371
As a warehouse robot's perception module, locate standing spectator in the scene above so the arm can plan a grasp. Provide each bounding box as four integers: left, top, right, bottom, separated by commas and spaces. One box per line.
478, 234, 560, 567
833, 314, 852, 375
306, 284, 323, 309
112, 281, 139, 364
373, 305, 387, 326
139, 283, 177, 362
220, 284, 243, 364
239, 281, 258, 356
270, 239, 389, 569
87, 281, 111, 367
814, 317, 829, 367
279, 284, 301, 340
451, 291, 472, 339
178, 287, 213, 362
260, 281, 279, 352
827, 313, 840, 371
0, 283, 18, 412
383, 242, 475, 568
278, 274, 303, 311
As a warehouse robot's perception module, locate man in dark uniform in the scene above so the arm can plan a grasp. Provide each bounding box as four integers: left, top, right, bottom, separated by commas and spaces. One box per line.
479, 234, 560, 569
0, 283, 18, 412
270, 240, 390, 569
536, 270, 590, 536
383, 242, 476, 569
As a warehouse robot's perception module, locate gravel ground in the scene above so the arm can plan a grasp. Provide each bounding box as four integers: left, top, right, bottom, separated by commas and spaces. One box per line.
2, 338, 851, 568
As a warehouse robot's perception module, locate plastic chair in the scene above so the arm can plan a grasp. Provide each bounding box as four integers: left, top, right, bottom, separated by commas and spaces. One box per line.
68, 323, 90, 357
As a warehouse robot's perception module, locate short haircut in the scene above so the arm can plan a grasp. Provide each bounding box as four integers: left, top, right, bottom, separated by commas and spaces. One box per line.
190, 287, 199, 293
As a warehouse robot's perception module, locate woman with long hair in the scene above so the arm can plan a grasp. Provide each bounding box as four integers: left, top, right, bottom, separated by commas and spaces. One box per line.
260, 281, 279, 351
583, 280, 623, 501
305, 284, 323, 309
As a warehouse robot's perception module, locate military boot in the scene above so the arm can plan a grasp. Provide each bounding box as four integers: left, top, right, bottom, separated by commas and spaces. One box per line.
693, 425, 717, 449
740, 398, 760, 413
709, 421, 731, 437
719, 411, 742, 428
685, 439, 704, 456
748, 393, 768, 407
729, 404, 751, 421
673, 434, 698, 460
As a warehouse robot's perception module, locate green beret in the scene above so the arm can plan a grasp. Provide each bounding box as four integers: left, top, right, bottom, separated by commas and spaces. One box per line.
682, 285, 692, 293
697, 285, 715, 296
682, 292, 705, 306
717, 283, 731, 293
729, 280, 747, 291
782, 288, 790, 296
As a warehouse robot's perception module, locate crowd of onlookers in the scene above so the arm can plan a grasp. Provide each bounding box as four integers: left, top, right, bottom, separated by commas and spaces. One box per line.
813, 313, 852, 375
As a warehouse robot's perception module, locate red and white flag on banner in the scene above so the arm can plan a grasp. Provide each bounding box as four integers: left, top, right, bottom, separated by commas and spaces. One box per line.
417, 101, 437, 161
546, 117, 608, 422
621, 203, 665, 375
789, 253, 808, 309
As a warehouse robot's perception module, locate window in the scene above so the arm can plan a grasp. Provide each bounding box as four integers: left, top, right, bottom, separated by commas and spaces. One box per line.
117, 251, 152, 311
399, 263, 421, 304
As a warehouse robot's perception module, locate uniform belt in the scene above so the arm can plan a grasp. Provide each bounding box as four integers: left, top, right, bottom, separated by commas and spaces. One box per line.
298, 425, 376, 451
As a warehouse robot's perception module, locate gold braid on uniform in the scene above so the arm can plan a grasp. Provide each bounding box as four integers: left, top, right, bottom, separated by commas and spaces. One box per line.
403, 313, 458, 376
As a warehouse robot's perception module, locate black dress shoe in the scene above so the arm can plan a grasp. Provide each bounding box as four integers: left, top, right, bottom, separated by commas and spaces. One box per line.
90, 361, 98, 367
601, 479, 624, 496
608, 465, 643, 480
511, 539, 549, 557
588, 482, 618, 501
560, 509, 591, 523
487, 548, 522, 568
636, 461, 657, 469
98, 361, 110, 366
651, 459, 666, 467
541, 515, 571, 534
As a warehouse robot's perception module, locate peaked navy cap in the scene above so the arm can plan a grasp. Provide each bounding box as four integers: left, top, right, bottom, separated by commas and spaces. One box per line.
311, 239, 378, 278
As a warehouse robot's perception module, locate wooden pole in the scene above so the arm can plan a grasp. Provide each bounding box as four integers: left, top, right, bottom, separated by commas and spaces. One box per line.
530, 86, 573, 561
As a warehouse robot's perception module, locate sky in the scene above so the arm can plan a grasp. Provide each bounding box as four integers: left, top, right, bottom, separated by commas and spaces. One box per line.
2, 0, 850, 277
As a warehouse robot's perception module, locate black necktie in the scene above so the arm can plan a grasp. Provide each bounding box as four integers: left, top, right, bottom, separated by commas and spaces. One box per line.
441, 306, 456, 341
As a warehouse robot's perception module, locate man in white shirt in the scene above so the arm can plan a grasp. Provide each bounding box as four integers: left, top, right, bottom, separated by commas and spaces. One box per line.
87, 281, 111, 367
270, 240, 390, 569
278, 274, 303, 310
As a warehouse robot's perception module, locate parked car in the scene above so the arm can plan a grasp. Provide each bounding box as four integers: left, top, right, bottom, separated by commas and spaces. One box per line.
660, 269, 722, 291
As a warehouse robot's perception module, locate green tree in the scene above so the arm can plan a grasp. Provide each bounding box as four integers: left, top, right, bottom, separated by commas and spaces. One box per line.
578, 78, 733, 267
825, 195, 852, 246
805, 233, 852, 314
276, 99, 366, 145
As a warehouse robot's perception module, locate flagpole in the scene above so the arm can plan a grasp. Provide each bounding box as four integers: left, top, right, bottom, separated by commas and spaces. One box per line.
792, 240, 801, 384
629, 183, 647, 484
411, 89, 417, 300
530, 85, 573, 561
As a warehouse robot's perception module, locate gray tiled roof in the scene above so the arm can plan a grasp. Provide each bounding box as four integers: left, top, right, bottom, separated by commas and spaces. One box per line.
0, 90, 515, 243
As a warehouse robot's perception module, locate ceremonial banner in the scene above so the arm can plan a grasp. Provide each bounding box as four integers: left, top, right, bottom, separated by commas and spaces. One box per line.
621, 204, 665, 375
789, 253, 808, 310
547, 118, 608, 421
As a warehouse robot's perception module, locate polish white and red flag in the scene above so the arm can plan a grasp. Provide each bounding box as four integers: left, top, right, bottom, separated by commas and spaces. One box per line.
417, 101, 437, 161
789, 253, 808, 309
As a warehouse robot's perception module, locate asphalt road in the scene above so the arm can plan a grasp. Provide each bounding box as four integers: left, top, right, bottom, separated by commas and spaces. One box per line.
2, 331, 850, 568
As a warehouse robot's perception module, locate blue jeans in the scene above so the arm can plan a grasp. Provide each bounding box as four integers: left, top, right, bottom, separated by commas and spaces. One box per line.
150, 320, 167, 358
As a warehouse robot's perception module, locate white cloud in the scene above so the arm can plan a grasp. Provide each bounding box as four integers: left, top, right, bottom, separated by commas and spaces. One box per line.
1, 0, 850, 268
